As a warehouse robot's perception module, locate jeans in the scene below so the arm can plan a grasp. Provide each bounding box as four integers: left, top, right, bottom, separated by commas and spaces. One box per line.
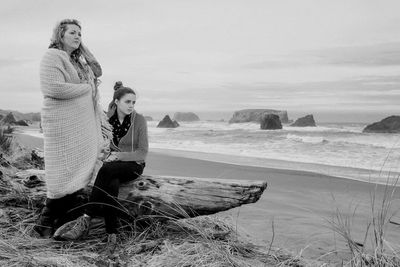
85, 161, 144, 233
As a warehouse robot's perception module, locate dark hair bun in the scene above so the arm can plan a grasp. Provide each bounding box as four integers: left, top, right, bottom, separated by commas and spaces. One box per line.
114, 81, 123, 91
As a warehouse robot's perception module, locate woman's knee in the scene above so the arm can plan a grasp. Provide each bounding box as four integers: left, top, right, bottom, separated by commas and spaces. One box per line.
95, 164, 113, 183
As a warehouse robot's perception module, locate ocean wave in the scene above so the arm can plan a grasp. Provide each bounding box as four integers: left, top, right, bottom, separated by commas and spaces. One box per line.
282, 125, 362, 134
324, 134, 400, 149
18, 129, 43, 139
149, 121, 363, 135
286, 134, 328, 144
19, 122, 400, 185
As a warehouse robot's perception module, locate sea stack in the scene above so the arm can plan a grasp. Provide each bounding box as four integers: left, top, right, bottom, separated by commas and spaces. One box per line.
15, 120, 29, 126
260, 114, 282, 130
363, 116, 400, 133
229, 109, 289, 124
291, 115, 316, 127
157, 115, 180, 128
173, 112, 200, 122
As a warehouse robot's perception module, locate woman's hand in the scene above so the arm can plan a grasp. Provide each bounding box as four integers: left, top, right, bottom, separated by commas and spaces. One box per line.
80, 43, 102, 77
104, 151, 119, 162
99, 147, 110, 161
79, 43, 91, 59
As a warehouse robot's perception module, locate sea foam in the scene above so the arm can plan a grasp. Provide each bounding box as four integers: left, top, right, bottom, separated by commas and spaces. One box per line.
21, 120, 400, 185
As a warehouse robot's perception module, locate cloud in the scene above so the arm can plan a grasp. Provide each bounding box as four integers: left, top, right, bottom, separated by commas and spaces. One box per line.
311, 42, 400, 66
241, 42, 400, 71
2, 0, 400, 115
0, 58, 35, 69
218, 75, 400, 112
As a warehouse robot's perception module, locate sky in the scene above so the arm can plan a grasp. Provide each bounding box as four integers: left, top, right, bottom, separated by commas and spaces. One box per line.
1, 0, 400, 121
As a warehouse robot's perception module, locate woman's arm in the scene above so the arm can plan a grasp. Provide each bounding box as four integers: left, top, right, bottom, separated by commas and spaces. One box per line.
40, 49, 92, 100
80, 43, 102, 78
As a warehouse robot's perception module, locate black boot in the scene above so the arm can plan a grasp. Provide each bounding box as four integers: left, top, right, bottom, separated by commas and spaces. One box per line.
33, 209, 55, 238
33, 191, 87, 238
32, 197, 62, 238
55, 189, 87, 228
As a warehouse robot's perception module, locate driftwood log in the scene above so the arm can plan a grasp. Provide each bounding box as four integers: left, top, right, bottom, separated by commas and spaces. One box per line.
9, 168, 267, 221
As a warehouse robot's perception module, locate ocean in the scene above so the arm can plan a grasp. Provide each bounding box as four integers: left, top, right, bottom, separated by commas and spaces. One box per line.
22, 120, 400, 185
146, 120, 400, 185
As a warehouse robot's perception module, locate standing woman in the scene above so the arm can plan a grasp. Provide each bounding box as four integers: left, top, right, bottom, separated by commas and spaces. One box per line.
54, 81, 148, 245
34, 19, 108, 237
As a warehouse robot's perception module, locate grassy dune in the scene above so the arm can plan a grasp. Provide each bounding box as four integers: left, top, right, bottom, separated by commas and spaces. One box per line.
1, 128, 400, 266
0, 130, 317, 267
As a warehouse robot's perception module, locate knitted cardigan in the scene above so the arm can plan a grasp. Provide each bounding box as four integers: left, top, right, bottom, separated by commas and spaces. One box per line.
109, 111, 148, 162
40, 48, 101, 199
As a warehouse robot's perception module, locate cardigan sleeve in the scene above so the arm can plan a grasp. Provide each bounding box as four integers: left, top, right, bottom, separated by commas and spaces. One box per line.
40, 49, 92, 100
117, 115, 149, 162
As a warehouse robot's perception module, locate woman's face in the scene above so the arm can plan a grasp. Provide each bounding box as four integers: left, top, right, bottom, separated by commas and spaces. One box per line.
115, 93, 136, 116
61, 24, 81, 53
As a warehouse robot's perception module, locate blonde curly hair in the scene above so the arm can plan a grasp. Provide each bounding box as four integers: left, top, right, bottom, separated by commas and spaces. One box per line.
49, 19, 82, 60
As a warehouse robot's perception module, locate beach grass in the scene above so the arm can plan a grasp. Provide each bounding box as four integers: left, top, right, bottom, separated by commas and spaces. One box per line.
0, 141, 319, 267
3, 133, 400, 266
326, 174, 400, 266
0, 212, 309, 267
0, 127, 14, 155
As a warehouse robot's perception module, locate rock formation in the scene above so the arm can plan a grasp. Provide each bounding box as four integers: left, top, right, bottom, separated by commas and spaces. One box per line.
1, 112, 16, 125
14, 120, 29, 126
157, 115, 180, 128
291, 115, 316, 127
0, 109, 40, 122
144, 116, 153, 121
229, 109, 288, 123
363, 116, 400, 133
260, 114, 282, 130
173, 112, 200, 122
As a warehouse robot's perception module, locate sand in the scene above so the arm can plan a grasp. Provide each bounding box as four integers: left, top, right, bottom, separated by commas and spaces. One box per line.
12, 132, 400, 262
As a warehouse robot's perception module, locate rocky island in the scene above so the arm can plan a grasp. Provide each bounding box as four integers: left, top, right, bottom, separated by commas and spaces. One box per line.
291, 114, 316, 127
229, 109, 289, 123
363, 115, 400, 133
173, 112, 200, 122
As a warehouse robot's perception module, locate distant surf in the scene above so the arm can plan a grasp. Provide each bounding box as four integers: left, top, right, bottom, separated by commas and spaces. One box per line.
21, 120, 400, 185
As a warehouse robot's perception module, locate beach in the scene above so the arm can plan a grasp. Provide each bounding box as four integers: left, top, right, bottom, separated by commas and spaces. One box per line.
13, 131, 400, 262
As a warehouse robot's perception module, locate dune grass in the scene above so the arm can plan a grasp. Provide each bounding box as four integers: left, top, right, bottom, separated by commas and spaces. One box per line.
0, 127, 13, 155
6, 134, 400, 266
327, 174, 400, 266
0, 147, 314, 267
0, 201, 306, 267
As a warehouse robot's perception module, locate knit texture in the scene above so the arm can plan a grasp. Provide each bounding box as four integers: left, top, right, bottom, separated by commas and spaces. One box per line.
40, 48, 100, 199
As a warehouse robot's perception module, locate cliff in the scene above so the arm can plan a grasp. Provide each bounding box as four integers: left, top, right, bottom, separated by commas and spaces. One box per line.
229, 109, 289, 123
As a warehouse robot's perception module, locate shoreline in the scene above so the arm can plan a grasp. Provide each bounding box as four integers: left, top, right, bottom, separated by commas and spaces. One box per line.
150, 147, 400, 187
15, 128, 400, 187
12, 131, 400, 262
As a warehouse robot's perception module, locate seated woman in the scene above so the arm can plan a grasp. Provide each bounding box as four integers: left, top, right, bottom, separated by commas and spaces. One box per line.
54, 81, 148, 243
